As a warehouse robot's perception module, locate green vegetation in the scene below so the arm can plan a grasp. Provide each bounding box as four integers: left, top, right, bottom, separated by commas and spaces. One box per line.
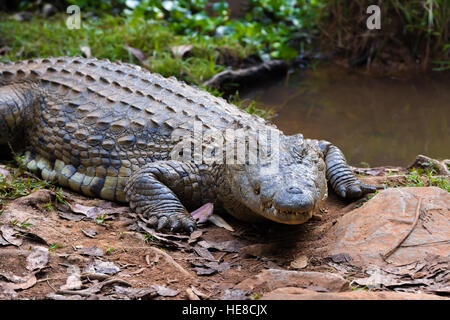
404, 168, 449, 192
382, 166, 449, 192
95, 213, 108, 224
0, 1, 324, 90
10, 218, 33, 229
354, 190, 379, 208
251, 293, 262, 300
48, 243, 63, 251
318, 0, 449, 70
144, 233, 154, 243
0, 1, 447, 205
0, 164, 52, 199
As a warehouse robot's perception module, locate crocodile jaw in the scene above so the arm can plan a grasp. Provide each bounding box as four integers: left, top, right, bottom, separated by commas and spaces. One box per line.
263, 208, 313, 224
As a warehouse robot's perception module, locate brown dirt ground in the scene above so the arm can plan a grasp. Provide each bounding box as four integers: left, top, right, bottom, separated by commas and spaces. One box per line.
0, 166, 444, 300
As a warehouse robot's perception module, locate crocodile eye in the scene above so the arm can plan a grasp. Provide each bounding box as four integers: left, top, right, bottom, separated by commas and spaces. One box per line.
253, 186, 260, 195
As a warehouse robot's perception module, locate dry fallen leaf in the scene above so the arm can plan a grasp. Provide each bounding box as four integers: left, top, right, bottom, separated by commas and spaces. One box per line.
290, 255, 308, 269
81, 228, 98, 238
26, 246, 49, 271
193, 245, 216, 261
78, 246, 104, 257
68, 203, 101, 219
188, 230, 203, 244
0, 165, 11, 182
0, 46, 12, 55
125, 46, 149, 67
190, 203, 214, 223
152, 285, 179, 297
197, 239, 243, 253
83, 259, 120, 275
80, 45, 91, 58
2, 274, 37, 291
113, 285, 157, 300
171, 45, 192, 58
208, 214, 234, 232
0, 225, 23, 246
60, 265, 82, 291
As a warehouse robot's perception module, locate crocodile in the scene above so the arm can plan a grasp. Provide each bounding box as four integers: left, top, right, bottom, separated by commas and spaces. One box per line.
0, 57, 377, 233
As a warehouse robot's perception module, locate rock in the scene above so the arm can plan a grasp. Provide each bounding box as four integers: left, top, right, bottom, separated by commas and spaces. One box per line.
408, 155, 449, 175
234, 269, 349, 293
328, 187, 450, 267
261, 287, 448, 300
15, 189, 53, 207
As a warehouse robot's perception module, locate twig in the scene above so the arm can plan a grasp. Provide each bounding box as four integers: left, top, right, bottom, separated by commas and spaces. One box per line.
147, 246, 193, 278
381, 197, 423, 261
186, 288, 200, 300
57, 278, 131, 297
46, 279, 57, 292
400, 239, 450, 248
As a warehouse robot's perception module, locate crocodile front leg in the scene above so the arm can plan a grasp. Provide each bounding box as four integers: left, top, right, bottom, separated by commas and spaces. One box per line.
316, 140, 379, 198
124, 161, 208, 233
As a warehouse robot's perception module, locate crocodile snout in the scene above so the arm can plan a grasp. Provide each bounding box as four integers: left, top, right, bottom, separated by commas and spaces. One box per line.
274, 188, 315, 214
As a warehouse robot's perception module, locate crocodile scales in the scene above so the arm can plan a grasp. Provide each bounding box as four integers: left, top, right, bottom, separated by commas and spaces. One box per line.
0, 57, 376, 232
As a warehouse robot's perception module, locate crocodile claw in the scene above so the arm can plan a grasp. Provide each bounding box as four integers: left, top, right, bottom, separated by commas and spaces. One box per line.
181, 217, 196, 233
338, 182, 383, 199
157, 216, 169, 231
145, 212, 197, 233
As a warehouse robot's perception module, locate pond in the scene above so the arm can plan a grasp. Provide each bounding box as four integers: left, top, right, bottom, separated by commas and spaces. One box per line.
241, 65, 450, 167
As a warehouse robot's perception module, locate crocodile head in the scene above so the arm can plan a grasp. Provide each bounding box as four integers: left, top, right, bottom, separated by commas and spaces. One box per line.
222, 134, 328, 224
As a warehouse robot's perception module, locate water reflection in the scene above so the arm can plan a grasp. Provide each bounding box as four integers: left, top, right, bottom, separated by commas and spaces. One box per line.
241, 65, 450, 167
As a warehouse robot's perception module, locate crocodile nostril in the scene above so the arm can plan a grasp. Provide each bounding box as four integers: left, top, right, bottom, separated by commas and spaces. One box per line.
286, 186, 303, 194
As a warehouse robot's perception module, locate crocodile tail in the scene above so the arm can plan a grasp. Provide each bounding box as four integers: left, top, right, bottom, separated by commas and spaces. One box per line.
0, 83, 33, 145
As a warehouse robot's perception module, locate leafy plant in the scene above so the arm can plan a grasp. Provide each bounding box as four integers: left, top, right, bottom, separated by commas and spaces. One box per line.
49, 243, 62, 251
404, 168, 449, 192
95, 213, 108, 224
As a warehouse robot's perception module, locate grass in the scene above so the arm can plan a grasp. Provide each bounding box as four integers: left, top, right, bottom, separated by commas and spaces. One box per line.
0, 13, 276, 116
0, 164, 53, 199
0, 0, 329, 117
10, 218, 33, 229
48, 243, 63, 251
381, 166, 449, 193
356, 166, 448, 208
404, 168, 450, 192
317, 0, 449, 70
0, 14, 228, 85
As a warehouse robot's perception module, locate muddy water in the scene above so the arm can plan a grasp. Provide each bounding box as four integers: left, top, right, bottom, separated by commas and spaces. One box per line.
241, 65, 450, 167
